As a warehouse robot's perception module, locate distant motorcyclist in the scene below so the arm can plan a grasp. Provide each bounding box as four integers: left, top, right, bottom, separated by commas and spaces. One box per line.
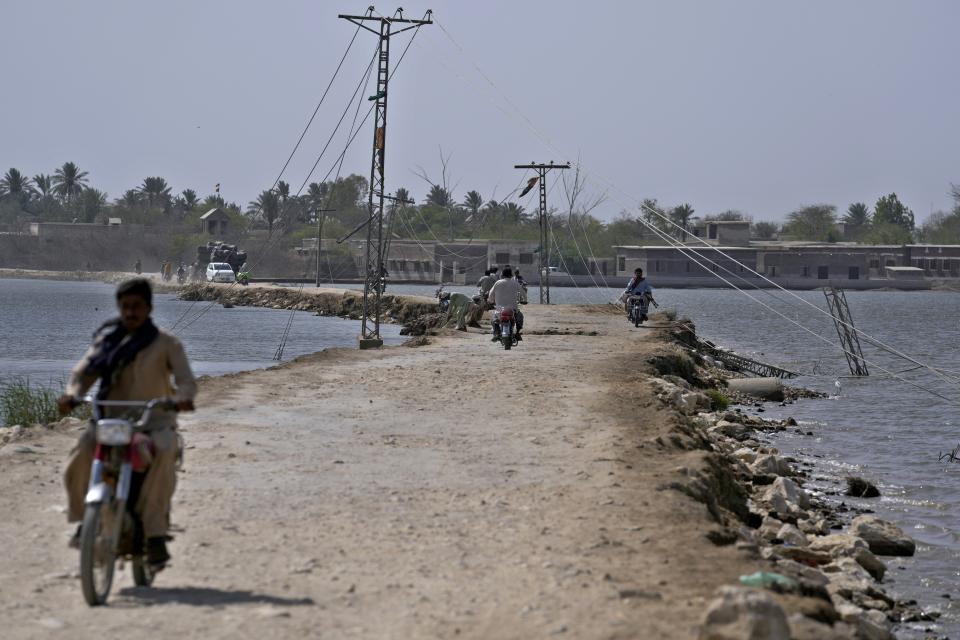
134, 259, 142, 275
487, 266, 524, 341
477, 269, 497, 305
176, 263, 186, 284
623, 267, 655, 318
237, 262, 250, 286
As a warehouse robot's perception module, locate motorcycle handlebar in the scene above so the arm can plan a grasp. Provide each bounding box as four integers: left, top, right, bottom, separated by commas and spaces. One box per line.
77, 396, 179, 427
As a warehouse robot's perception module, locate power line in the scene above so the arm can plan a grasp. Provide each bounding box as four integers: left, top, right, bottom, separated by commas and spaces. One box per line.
634, 214, 960, 406
173, 39, 381, 335
169, 26, 366, 334
425, 16, 958, 392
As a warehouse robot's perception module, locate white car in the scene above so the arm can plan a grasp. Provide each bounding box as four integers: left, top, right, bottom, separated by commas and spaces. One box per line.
206, 262, 236, 283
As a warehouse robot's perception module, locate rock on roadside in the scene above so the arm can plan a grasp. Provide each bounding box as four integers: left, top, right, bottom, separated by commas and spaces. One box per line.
808, 534, 887, 582
700, 586, 790, 640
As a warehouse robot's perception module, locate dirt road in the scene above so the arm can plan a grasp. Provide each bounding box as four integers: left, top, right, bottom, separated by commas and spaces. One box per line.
0, 303, 755, 639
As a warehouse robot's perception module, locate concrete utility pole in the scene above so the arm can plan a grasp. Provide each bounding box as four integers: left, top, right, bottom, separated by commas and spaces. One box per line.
313, 208, 336, 287
513, 161, 571, 304
339, 7, 432, 349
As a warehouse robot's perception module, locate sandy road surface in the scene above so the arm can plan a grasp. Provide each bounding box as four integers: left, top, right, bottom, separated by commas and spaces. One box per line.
0, 304, 754, 639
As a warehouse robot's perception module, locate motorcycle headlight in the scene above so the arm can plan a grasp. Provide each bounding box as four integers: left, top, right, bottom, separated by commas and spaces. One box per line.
96, 419, 133, 446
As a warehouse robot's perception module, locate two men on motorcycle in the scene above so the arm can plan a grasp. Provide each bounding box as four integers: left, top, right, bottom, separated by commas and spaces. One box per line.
59, 278, 196, 569
488, 267, 524, 341
623, 267, 656, 322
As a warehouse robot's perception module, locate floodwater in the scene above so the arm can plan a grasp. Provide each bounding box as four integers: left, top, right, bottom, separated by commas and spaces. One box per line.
4, 277, 960, 634
0, 278, 404, 384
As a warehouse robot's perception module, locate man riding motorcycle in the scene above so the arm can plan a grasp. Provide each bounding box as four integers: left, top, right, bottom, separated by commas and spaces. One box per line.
476, 269, 497, 306
487, 266, 524, 341
623, 267, 656, 320
59, 278, 196, 570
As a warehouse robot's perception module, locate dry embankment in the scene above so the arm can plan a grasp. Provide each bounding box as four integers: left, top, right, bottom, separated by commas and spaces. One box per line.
0, 300, 918, 639
0, 268, 140, 283
178, 282, 437, 326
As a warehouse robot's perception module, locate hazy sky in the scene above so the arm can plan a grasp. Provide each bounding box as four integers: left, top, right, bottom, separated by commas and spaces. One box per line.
2, 1, 958, 223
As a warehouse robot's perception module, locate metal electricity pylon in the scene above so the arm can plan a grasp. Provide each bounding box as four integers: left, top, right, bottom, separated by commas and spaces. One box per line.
823, 286, 869, 376
513, 161, 570, 303
339, 7, 432, 348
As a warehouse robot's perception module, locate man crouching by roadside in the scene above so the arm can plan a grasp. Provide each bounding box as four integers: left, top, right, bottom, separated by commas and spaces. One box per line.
59, 278, 196, 569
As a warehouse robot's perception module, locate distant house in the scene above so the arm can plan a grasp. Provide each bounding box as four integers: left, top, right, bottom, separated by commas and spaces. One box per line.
690, 220, 751, 246
200, 208, 231, 235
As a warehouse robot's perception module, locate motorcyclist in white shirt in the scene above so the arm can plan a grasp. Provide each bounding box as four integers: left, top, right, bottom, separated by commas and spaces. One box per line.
487, 266, 524, 341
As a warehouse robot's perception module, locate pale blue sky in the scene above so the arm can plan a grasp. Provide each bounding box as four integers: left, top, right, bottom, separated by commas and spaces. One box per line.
2, 1, 958, 223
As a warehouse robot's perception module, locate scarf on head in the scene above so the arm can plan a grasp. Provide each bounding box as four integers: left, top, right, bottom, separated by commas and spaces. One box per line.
84, 317, 159, 399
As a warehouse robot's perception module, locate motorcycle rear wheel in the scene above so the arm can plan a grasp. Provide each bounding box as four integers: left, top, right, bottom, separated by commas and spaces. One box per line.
79, 503, 116, 606
503, 336, 512, 350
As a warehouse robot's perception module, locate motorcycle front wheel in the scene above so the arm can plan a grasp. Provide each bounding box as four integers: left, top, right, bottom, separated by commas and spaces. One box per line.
79, 502, 116, 606
132, 556, 155, 587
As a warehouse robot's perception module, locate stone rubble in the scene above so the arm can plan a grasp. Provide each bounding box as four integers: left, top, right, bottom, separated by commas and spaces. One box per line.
644, 335, 930, 640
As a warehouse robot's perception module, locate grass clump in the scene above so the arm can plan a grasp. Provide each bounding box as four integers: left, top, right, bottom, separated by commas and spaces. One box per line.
705, 389, 730, 411
1, 377, 60, 427
0, 376, 90, 427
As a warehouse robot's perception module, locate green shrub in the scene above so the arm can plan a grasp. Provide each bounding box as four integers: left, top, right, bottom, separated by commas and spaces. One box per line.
706, 389, 730, 411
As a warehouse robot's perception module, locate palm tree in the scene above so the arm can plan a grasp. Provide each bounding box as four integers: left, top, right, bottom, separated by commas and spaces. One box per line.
0, 168, 33, 200
52, 162, 89, 204
503, 202, 525, 223
669, 203, 695, 240
248, 189, 281, 233
117, 189, 142, 209
181, 189, 199, 210
463, 190, 483, 219
844, 202, 871, 226
138, 177, 172, 209
32, 174, 53, 198
306, 182, 327, 210
393, 187, 411, 204
482, 199, 502, 226
275, 181, 291, 202
203, 194, 225, 210
425, 184, 452, 208
78, 188, 108, 223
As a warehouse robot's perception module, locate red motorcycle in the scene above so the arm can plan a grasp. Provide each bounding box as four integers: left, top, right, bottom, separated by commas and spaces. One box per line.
493, 308, 518, 350
73, 396, 178, 606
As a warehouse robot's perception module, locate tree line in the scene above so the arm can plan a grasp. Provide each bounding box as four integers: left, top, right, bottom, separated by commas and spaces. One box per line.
3, 162, 959, 271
